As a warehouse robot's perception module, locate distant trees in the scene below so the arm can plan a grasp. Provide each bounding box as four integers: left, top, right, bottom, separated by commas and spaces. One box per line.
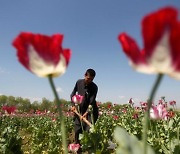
40, 97, 52, 111
0, 95, 71, 113
0, 95, 8, 106
0, 95, 129, 114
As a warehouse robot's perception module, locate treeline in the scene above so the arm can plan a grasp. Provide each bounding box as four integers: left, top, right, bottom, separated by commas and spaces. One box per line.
0, 95, 124, 113
0, 95, 72, 113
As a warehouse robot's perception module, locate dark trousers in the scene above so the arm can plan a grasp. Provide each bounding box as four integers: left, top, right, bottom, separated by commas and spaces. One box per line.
74, 111, 98, 144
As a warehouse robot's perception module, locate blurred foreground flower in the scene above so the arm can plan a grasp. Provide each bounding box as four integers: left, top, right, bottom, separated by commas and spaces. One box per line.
13, 32, 71, 77
118, 7, 180, 79
13, 32, 71, 154
118, 6, 180, 154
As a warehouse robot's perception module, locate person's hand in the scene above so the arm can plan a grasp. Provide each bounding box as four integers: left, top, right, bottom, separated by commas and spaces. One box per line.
80, 115, 84, 121
82, 112, 88, 119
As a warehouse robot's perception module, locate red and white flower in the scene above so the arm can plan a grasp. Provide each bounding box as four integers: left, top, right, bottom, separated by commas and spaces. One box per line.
13, 32, 71, 77
72, 94, 84, 104
118, 7, 180, 79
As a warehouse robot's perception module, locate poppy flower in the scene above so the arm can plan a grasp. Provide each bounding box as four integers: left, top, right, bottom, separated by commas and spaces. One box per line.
118, 7, 180, 79
121, 108, 127, 113
167, 110, 175, 118
72, 94, 84, 105
13, 32, 71, 77
128, 98, 134, 105
132, 112, 139, 119
113, 115, 119, 120
169, 100, 176, 106
2, 106, 16, 114
107, 104, 112, 109
68, 143, 80, 152
150, 104, 168, 120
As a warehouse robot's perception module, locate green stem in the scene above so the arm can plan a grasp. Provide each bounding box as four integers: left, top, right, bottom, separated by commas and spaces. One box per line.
143, 74, 164, 154
48, 75, 68, 154
90, 108, 94, 126
177, 127, 180, 145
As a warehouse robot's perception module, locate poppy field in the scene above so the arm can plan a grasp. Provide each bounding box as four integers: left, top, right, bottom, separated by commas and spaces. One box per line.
0, 5, 180, 154
0, 98, 179, 154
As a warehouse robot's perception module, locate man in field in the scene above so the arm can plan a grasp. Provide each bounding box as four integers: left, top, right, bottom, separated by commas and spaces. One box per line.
70, 68, 99, 144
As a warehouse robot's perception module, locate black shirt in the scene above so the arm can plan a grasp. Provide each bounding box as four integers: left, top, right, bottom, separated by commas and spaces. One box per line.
70, 79, 98, 115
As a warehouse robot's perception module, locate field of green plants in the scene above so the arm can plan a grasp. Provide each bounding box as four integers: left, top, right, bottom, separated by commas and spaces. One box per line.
0, 96, 179, 154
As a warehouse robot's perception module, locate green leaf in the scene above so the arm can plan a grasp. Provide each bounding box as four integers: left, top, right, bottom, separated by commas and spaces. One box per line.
168, 119, 174, 129
114, 126, 155, 154
161, 144, 170, 154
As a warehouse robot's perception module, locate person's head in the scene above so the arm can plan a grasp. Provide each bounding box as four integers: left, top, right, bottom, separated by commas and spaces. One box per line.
84, 69, 96, 85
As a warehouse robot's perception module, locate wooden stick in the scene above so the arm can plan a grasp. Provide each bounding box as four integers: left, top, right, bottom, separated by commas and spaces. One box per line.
72, 107, 92, 127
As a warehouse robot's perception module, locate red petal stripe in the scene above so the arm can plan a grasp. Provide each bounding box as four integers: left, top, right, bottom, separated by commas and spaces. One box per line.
13, 32, 32, 70
62, 49, 71, 65
142, 7, 177, 57
170, 22, 180, 70
118, 33, 146, 64
13, 32, 71, 70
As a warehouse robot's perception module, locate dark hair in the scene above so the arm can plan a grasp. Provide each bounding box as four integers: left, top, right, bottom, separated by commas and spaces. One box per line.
85, 69, 96, 77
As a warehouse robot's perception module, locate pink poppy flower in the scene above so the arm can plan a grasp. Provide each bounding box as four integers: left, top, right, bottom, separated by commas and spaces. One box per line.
13, 32, 71, 77
121, 108, 127, 113
72, 94, 84, 104
167, 111, 175, 118
113, 115, 119, 120
35, 110, 41, 115
128, 98, 134, 106
158, 99, 164, 105
132, 113, 139, 119
96, 101, 102, 107
118, 7, 180, 79
135, 106, 140, 111
140, 102, 147, 107
169, 100, 176, 106
99, 111, 103, 116
52, 118, 56, 122
68, 143, 80, 152
107, 104, 112, 109
150, 104, 168, 120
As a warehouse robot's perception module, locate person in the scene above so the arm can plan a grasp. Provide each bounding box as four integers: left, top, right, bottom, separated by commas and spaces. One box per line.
70, 68, 99, 144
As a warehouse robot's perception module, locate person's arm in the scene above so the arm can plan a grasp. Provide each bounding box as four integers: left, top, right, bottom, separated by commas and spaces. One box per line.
89, 86, 98, 106
83, 85, 98, 117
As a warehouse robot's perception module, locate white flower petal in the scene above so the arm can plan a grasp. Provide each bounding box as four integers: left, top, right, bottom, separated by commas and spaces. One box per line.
169, 71, 180, 80
129, 61, 156, 74
149, 32, 173, 74
150, 108, 156, 119
28, 45, 67, 77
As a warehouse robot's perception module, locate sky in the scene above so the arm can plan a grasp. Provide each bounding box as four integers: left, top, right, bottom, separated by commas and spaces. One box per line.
0, 0, 180, 107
